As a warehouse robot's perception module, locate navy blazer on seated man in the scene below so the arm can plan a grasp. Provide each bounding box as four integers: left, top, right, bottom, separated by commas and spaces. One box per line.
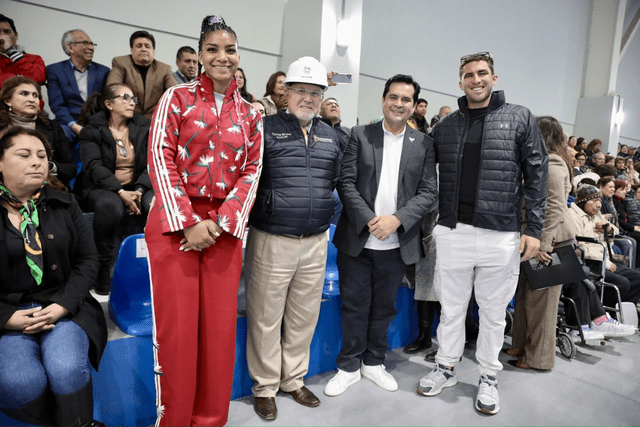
333, 120, 438, 265
46, 60, 109, 141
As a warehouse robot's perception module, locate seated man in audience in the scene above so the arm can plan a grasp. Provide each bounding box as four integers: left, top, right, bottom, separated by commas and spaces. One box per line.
590, 152, 605, 169
428, 105, 452, 130
0, 14, 46, 87
106, 30, 177, 119
172, 46, 197, 84
320, 97, 350, 149
46, 29, 110, 144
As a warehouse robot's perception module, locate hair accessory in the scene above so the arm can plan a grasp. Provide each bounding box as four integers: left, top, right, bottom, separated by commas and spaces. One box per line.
207, 15, 225, 25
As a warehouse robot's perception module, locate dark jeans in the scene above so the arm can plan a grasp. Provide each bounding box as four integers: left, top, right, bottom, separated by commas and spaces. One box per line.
336, 248, 406, 372
85, 187, 152, 267
0, 306, 90, 410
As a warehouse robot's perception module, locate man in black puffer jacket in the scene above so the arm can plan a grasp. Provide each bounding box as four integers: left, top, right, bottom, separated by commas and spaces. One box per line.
244, 57, 343, 421
416, 53, 548, 416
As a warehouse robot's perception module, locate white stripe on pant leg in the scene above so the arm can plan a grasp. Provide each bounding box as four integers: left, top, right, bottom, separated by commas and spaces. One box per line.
473, 229, 521, 376
146, 248, 164, 427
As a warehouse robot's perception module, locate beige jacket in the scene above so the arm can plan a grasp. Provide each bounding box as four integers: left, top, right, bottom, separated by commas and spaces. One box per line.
539, 154, 576, 252
106, 55, 177, 119
566, 202, 618, 261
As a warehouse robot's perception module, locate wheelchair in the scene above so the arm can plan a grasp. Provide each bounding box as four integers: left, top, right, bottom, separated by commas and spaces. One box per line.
555, 234, 626, 359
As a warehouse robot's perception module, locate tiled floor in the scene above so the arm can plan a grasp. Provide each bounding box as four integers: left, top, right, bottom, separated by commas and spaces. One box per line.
227, 332, 640, 426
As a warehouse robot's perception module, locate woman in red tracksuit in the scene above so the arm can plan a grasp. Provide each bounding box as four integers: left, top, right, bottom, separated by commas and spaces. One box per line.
145, 15, 262, 427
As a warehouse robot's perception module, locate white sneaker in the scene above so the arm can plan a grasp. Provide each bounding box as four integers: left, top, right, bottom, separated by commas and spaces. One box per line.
475, 374, 500, 415
360, 363, 398, 392
416, 363, 457, 396
591, 314, 635, 338
324, 369, 361, 396
570, 325, 605, 342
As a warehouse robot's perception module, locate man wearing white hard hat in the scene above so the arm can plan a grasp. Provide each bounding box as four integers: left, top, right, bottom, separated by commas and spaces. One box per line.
244, 56, 344, 420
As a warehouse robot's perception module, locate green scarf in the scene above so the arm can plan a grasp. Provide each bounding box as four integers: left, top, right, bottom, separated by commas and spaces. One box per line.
0, 184, 44, 285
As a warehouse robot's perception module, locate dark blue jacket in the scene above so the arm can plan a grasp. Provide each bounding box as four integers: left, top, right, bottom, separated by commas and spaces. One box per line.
250, 110, 343, 236
46, 60, 110, 140
432, 90, 548, 238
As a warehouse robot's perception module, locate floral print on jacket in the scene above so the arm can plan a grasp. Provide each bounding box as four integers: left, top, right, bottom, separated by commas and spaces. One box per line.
148, 73, 263, 239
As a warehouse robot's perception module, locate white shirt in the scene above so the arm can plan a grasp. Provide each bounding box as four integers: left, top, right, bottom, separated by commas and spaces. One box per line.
364, 120, 404, 250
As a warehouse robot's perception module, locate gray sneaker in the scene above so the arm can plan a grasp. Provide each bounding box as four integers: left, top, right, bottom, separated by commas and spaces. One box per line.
416, 363, 457, 396
475, 374, 500, 415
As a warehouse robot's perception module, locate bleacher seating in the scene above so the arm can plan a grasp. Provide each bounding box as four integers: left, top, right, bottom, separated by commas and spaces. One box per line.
108, 234, 152, 336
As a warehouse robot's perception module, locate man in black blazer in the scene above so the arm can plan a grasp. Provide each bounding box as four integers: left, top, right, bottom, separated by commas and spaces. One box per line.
324, 74, 437, 397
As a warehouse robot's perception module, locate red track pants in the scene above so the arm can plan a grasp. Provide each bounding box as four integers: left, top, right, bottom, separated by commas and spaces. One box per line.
146, 198, 242, 426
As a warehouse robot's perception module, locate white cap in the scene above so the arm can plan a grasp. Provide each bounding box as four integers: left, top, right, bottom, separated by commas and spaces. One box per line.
284, 56, 328, 89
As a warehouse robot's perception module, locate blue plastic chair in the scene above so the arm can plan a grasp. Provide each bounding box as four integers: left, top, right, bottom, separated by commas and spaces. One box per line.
323, 224, 340, 298
108, 233, 153, 336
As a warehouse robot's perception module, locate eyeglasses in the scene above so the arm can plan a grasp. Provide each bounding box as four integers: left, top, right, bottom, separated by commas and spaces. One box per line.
112, 93, 138, 104
288, 86, 324, 100
460, 51, 492, 62
71, 41, 97, 47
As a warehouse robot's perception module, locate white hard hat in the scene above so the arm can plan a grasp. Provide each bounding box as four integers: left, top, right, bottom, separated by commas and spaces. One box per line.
284, 56, 328, 89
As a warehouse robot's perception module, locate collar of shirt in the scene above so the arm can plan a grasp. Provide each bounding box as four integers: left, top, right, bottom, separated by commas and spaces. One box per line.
69, 59, 91, 73
382, 120, 406, 141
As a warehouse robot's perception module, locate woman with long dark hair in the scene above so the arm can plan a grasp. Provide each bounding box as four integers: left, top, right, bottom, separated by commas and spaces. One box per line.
0, 76, 76, 189
260, 71, 286, 116
509, 116, 576, 370
146, 15, 262, 426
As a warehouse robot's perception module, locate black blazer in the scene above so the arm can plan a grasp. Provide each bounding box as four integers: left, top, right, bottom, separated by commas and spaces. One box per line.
0, 187, 107, 369
77, 110, 152, 199
333, 121, 438, 265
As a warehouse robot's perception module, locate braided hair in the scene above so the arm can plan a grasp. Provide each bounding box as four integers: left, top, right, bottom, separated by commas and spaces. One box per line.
197, 15, 238, 78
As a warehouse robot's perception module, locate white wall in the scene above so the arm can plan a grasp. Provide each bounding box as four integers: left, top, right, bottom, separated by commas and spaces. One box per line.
357, 0, 592, 131
617, 15, 640, 147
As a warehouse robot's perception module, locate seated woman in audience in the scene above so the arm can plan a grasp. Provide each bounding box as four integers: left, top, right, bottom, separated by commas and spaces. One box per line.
0, 127, 107, 426
598, 176, 618, 226
0, 76, 76, 189
611, 178, 640, 268
625, 157, 638, 184
509, 116, 576, 371
261, 71, 286, 116
584, 138, 602, 160
235, 67, 255, 102
575, 137, 587, 153
77, 83, 153, 295
568, 184, 640, 310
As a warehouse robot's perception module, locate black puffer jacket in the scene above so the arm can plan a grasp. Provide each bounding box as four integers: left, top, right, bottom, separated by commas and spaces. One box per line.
250, 110, 343, 236
432, 91, 548, 238
622, 192, 640, 225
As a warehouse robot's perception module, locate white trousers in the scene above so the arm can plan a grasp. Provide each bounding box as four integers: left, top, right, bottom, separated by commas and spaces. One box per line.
433, 223, 520, 376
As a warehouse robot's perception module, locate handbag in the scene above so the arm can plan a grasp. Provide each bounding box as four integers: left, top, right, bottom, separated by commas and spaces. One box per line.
520, 245, 587, 290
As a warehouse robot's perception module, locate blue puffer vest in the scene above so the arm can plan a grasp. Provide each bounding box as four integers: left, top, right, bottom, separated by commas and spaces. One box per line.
250, 110, 343, 236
